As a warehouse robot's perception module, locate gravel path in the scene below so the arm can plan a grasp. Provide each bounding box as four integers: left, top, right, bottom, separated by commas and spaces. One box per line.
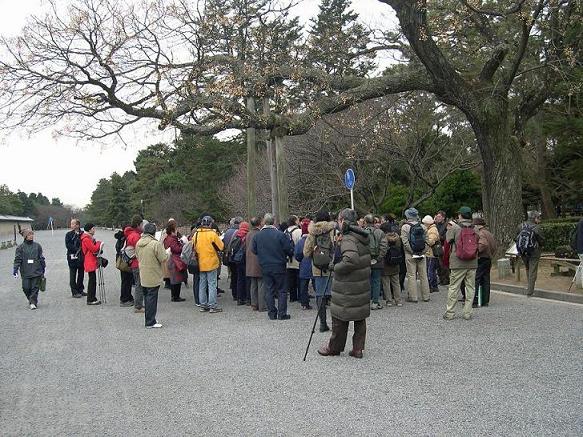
1, 230, 582, 436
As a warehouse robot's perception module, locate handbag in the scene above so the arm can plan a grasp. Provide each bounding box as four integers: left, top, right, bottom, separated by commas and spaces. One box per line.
116, 255, 132, 272
187, 232, 199, 274
39, 276, 46, 292
432, 242, 444, 258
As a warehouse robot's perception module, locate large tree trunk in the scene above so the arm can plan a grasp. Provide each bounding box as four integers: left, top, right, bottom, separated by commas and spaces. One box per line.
246, 97, 257, 219
275, 135, 289, 222
264, 99, 279, 221
472, 113, 523, 254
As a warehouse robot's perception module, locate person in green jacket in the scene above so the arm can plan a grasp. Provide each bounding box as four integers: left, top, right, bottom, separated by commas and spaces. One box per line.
13, 229, 46, 310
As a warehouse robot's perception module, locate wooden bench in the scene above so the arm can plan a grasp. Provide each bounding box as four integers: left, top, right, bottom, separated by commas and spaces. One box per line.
506, 254, 580, 282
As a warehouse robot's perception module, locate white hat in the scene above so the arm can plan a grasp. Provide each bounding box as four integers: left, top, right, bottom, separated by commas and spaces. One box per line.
422, 215, 434, 225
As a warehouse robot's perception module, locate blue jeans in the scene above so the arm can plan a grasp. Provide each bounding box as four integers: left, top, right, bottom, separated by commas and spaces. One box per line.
263, 272, 287, 319
199, 270, 218, 308
370, 269, 382, 303
427, 257, 438, 289
314, 276, 332, 297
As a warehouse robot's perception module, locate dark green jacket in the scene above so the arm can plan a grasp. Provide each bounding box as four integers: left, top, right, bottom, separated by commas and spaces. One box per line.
14, 241, 45, 278
331, 229, 371, 322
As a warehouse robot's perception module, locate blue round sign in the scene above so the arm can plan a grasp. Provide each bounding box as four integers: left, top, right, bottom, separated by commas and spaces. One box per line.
344, 168, 355, 190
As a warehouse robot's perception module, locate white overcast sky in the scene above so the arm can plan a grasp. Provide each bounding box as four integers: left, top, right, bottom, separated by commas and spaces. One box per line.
0, 0, 395, 208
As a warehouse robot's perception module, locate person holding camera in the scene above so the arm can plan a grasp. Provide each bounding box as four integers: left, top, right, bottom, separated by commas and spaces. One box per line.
318, 208, 371, 359
65, 219, 85, 298
81, 223, 103, 306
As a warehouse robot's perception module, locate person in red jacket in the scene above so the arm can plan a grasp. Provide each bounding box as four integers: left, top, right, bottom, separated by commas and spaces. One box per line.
163, 221, 187, 302
81, 223, 102, 305
124, 215, 147, 313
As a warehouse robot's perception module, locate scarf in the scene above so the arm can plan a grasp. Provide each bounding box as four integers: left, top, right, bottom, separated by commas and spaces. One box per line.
236, 221, 250, 241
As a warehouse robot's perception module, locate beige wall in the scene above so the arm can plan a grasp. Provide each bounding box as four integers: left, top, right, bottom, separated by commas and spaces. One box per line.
0, 222, 31, 248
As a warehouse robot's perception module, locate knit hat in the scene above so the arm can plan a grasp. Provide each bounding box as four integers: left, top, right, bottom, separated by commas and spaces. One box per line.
84, 223, 95, 232
201, 216, 213, 227
422, 215, 434, 225
458, 206, 472, 218
404, 208, 419, 220
143, 223, 156, 236
21, 228, 34, 238
473, 217, 486, 226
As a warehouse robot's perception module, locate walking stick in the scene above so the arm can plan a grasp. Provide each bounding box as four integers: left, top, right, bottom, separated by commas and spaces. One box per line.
303, 272, 333, 361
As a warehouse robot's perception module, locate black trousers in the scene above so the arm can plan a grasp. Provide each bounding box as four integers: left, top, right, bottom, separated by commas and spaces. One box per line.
171, 283, 182, 300
236, 262, 248, 304
328, 317, 366, 353
69, 265, 84, 295
192, 272, 200, 305
87, 271, 97, 303
229, 264, 237, 299
474, 257, 492, 305
287, 268, 299, 302
120, 270, 134, 303
22, 276, 40, 305
143, 286, 160, 327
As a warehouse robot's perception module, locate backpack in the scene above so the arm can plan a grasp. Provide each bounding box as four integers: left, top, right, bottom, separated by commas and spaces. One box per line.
366, 228, 380, 258
313, 232, 334, 271
227, 235, 245, 264
384, 237, 403, 265
284, 226, 299, 260
455, 225, 479, 260
180, 233, 199, 274
516, 224, 537, 256
409, 223, 426, 255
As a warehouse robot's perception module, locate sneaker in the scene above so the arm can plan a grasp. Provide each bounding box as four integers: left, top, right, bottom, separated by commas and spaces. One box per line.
29, 303, 37, 310
87, 300, 102, 306
194, 303, 202, 307
370, 302, 383, 310
146, 323, 163, 329
463, 314, 472, 321
72, 293, 83, 298
443, 313, 454, 321
209, 307, 223, 313
120, 301, 133, 307
199, 306, 210, 312
396, 303, 403, 307
134, 307, 145, 313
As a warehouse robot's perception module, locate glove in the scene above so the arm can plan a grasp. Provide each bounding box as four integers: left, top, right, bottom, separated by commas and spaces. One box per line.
13, 270, 19, 279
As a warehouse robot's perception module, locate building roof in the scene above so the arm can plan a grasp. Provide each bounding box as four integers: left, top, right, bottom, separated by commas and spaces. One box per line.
0, 215, 34, 222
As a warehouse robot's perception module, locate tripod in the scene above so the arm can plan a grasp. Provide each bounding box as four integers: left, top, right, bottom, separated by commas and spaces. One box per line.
97, 261, 107, 304
303, 272, 333, 361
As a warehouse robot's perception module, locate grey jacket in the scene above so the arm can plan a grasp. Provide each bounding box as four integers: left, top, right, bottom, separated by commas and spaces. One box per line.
330, 230, 371, 322
14, 241, 46, 278
365, 226, 387, 270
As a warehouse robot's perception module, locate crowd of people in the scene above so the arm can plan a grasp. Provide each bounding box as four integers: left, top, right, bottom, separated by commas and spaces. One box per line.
13, 205, 581, 358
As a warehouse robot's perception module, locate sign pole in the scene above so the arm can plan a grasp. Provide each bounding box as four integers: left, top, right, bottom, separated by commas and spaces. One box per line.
350, 189, 354, 210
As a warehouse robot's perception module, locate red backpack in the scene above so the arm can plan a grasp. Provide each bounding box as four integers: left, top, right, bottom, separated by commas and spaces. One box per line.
455, 226, 478, 261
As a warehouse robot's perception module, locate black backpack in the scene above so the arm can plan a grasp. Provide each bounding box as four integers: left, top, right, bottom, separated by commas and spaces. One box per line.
312, 232, 334, 271
409, 223, 426, 255
516, 224, 537, 256
227, 236, 244, 264
283, 226, 299, 260
385, 239, 403, 266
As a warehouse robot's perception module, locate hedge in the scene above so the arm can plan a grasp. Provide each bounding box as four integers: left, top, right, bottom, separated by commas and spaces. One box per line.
542, 216, 582, 224
539, 222, 577, 252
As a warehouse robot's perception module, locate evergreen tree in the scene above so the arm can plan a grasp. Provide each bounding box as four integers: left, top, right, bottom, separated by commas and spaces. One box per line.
107, 173, 131, 227
86, 179, 113, 225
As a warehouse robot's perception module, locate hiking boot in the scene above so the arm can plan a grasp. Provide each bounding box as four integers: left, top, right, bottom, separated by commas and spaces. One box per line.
134, 307, 145, 313
463, 314, 472, 321
349, 350, 363, 359
209, 307, 223, 313
317, 345, 340, 356
319, 324, 330, 332
87, 300, 102, 306
443, 313, 455, 321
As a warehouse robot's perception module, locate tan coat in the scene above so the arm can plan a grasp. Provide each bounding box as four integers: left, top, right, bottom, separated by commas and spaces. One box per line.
425, 224, 440, 258
135, 234, 169, 288
245, 227, 262, 278
304, 221, 336, 277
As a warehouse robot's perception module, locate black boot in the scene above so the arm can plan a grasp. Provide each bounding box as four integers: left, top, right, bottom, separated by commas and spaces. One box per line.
317, 297, 330, 332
